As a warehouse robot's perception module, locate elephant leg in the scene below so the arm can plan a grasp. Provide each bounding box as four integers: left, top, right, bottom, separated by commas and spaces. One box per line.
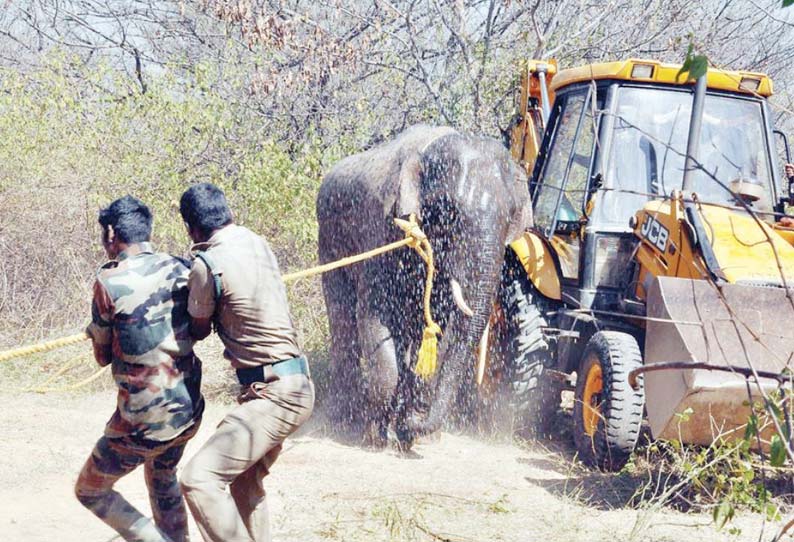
322, 268, 365, 432
393, 342, 418, 448
356, 297, 399, 449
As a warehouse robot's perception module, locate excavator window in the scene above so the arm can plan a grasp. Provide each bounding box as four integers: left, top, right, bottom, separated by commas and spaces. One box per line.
597, 86, 774, 228
531, 88, 602, 280
533, 92, 594, 236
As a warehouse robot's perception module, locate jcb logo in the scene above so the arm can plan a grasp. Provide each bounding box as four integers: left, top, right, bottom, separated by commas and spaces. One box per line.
641, 215, 669, 252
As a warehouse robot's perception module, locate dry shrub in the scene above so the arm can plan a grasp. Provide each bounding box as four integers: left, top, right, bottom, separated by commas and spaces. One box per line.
0, 54, 338, 397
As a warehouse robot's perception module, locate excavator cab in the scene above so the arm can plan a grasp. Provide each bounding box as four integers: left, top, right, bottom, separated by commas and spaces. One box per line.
531, 62, 780, 304
496, 59, 794, 470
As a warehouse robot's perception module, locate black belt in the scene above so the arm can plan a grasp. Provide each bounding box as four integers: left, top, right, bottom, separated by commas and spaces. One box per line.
235, 356, 309, 386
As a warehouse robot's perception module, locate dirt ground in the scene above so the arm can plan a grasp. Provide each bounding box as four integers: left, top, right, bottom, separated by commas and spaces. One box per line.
0, 391, 779, 542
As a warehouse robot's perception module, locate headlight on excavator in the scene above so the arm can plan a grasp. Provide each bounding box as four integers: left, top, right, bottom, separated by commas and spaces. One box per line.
739, 77, 761, 92
593, 235, 636, 288
631, 64, 654, 79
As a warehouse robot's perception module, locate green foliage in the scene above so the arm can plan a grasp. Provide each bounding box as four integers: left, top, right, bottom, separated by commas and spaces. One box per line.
637, 436, 781, 535
635, 393, 794, 534
371, 499, 428, 541
712, 500, 735, 530
770, 434, 788, 467
0, 50, 339, 354
677, 42, 709, 82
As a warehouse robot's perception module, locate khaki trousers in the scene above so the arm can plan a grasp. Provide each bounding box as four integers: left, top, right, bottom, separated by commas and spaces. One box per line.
180, 374, 314, 542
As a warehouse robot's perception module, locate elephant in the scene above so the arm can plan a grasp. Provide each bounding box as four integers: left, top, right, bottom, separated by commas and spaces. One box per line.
317, 124, 532, 448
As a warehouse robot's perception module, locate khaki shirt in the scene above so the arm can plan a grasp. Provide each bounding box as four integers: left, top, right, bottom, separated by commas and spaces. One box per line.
188, 224, 302, 368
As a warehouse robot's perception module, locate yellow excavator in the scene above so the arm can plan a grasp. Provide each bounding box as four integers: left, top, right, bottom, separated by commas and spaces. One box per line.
493, 58, 794, 470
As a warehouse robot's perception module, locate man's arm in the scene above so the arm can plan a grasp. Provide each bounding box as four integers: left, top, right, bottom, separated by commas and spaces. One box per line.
190, 316, 213, 341
85, 280, 113, 367
91, 341, 112, 367
187, 257, 217, 341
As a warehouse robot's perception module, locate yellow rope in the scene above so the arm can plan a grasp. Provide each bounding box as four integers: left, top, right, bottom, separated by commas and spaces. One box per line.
282, 237, 414, 282
395, 216, 441, 380
26, 354, 88, 391
0, 332, 89, 363
32, 365, 110, 393
283, 215, 441, 378
0, 215, 441, 382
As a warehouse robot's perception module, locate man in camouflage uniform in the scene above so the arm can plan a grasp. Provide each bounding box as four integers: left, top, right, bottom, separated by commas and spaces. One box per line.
75, 196, 204, 542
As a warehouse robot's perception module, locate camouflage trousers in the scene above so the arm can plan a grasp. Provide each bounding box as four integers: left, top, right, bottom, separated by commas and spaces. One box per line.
75, 422, 200, 542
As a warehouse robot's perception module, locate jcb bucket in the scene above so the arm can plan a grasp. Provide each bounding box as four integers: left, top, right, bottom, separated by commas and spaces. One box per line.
644, 276, 794, 444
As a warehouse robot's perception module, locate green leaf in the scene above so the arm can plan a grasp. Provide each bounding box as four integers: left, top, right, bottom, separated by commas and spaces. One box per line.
784, 0, 794, 7
713, 501, 735, 530
768, 399, 783, 420
766, 501, 781, 521
689, 55, 708, 80
745, 413, 758, 440
675, 406, 694, 422
676, 41, 708, 82
676, 44, 694, 82
770, 434, 787, 467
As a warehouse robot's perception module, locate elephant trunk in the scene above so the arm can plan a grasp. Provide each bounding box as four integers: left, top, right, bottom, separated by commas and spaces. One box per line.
406, 231, 504, 437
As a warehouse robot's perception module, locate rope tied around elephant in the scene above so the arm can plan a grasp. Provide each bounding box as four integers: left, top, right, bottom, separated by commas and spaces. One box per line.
0, 214, 442, 388
394, 216, 441, 380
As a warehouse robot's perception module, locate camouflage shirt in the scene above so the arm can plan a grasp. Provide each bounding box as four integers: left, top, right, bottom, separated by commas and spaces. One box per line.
85, 242, 204, 442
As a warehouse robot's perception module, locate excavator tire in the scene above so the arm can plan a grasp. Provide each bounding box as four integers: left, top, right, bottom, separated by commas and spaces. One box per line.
503, 268, 559, 438
573, 331, 644, 471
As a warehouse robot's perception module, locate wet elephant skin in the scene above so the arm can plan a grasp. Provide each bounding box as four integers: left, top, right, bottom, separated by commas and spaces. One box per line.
317, 124, 531, 447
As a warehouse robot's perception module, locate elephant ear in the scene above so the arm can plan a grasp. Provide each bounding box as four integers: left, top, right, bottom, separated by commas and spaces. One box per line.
394, 151, 423, 221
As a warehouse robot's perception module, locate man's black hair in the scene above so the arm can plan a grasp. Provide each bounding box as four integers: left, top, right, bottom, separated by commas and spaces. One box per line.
179, 183, 233, 238
98, 195, 152, 243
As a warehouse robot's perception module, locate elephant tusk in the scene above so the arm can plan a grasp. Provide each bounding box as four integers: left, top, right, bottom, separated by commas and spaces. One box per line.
450, 279, 474, 317
476, 321, 490, 386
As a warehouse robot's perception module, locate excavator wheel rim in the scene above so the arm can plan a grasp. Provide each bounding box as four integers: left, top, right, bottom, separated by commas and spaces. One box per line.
582, 356, 603, 437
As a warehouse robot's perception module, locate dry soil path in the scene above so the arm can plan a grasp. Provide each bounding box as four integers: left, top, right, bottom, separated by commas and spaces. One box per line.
0, 392, 774, 541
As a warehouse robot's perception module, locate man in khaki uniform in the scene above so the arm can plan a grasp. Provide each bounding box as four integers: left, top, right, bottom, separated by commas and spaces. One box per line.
178, 183, 314, 542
